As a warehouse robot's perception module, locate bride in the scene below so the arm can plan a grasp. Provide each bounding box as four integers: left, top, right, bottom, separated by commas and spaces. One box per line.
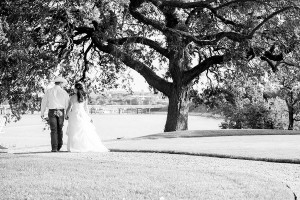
65, 82, 109, 152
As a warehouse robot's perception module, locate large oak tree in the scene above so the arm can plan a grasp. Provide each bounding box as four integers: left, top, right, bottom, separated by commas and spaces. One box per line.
1, 0, 300, 131
0, 8, 57, 119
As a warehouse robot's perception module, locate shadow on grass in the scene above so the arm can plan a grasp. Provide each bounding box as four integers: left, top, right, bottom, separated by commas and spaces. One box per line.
110, 149, 300, 165
134, 129, 300, 140
13, 151, 70, 155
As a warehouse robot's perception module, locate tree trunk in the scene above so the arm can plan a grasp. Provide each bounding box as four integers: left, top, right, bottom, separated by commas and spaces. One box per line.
164, 86, 190, 132
288, 106, 294, 130
163, 23, 192, 132
285, 93, 295, 130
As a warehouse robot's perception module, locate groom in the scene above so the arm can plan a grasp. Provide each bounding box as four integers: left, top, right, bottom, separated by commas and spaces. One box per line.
41, 77, 69, 152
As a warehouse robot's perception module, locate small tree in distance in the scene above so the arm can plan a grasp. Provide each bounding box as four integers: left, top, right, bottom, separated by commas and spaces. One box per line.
199, 76, 276, 129
269, 66, 300, 130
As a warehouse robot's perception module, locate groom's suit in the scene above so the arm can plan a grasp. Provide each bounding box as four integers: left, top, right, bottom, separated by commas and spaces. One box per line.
41, 85, 69, 151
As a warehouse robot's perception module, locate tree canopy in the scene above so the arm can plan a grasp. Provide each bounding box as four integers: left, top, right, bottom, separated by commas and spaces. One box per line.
1, 0, 300, 131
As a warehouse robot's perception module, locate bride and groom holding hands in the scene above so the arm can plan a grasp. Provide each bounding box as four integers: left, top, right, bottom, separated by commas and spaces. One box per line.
40, 77, 109, 153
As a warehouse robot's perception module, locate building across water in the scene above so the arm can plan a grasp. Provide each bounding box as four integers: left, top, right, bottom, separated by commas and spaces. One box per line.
88, 104, 166, 114
0, 104, 10, 115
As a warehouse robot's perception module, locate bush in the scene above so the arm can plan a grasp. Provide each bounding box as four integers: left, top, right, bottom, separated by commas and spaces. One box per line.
221, 102, 275, 129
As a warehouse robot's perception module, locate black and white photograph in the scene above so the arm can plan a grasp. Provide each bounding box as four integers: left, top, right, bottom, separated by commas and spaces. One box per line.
0, 0, 300, 199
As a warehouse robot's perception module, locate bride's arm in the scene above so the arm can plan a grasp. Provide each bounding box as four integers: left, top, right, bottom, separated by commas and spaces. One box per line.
84, 98, 93, 122
84, 99, 89, 114
65, 97, 73, 119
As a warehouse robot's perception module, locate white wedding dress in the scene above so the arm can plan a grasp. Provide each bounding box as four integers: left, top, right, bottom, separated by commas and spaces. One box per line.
66, 99, 109, 152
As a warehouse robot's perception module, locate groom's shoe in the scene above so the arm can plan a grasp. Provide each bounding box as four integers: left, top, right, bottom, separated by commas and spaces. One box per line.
51, 149, 57, 152
57, 145, 62, 152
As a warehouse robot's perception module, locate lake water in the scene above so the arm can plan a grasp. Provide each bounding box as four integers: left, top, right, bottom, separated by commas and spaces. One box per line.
1, 114, 223, 148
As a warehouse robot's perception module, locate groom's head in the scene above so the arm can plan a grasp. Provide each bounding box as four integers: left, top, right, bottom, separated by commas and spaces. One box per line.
53, 76, 67, 87
55, 82, 64, 87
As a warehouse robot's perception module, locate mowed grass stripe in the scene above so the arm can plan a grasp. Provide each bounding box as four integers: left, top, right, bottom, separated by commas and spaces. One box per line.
134, 129, 300, 140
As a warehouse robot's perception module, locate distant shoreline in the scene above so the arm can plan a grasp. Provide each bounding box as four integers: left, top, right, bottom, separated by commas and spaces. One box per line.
150, 111, 223, 119
8, 112, 223, 119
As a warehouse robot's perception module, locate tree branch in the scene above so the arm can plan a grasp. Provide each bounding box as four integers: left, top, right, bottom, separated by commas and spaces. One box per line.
107, 37, 169, 58
206, 6, 245, 29
129, 0, 254, 46
129, 0, 166, 33
151, 28, 251, 46
148, 0, 214, 9
149, 0, 262, 10
215, 0, 263, 10
74, 26, 94, 36
73, 35, 90, 45
183, 54, 227, 85
185, 8, 198, 26
79, 42, 93, 82
196, 31, 251, 44
92, 36, 172, 97
249, 6, 295, 36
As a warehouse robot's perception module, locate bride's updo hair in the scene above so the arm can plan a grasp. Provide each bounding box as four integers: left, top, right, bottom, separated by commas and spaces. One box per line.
75, 82, 86, 103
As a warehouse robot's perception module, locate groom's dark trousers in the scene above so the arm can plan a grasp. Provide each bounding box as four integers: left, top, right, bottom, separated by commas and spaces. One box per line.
48, 109, 64, 151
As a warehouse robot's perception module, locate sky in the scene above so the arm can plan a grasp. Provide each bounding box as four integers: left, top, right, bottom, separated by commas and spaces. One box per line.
129, 56, 208, 93
44, 70, 149, 92
130, 70, 150, 92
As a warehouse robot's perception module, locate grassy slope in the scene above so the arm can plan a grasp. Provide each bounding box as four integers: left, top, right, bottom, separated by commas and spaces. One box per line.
0, 152, 297, 200
1, 129, 300, 199
135, 129, 300, 139
107, 131, 300, 164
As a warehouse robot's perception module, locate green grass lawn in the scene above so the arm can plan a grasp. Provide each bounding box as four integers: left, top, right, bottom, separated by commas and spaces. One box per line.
0, 152, 297, 200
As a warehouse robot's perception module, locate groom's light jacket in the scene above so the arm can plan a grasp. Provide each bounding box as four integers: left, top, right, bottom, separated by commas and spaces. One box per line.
41, 85, 69, 116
